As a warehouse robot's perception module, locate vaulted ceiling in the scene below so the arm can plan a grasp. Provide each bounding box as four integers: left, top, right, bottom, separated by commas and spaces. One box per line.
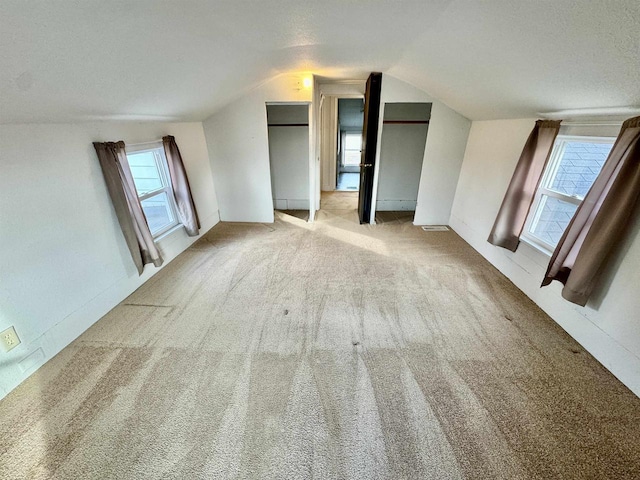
2, 0, 638, 123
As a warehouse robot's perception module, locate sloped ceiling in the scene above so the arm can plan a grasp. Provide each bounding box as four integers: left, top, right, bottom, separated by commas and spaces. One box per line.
1, 0, 638, 123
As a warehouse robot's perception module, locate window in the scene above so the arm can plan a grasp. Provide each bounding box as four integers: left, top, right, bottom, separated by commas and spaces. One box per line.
343, 132, 362, 166
522, 135, 614, 252
126, 145, 179, 237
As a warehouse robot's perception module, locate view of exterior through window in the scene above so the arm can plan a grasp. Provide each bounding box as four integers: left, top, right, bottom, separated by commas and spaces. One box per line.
524, 136, 614, 251
127, 146, 179, 237
343, 133, 362, 165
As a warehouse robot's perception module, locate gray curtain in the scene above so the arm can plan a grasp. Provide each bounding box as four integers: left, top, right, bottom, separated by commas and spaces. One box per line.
488, 120, 562, 251
542, 116, 640, 306
162, 136, 200, 236
93, 141, 163, 275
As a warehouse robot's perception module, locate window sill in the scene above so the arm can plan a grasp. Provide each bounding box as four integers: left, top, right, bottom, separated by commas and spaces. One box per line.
154, 224, 183, 243
520, 236, 553, 257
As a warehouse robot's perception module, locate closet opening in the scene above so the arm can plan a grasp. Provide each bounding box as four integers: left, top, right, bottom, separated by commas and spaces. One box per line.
374, 102, 431, 223
266, 103, 311, 221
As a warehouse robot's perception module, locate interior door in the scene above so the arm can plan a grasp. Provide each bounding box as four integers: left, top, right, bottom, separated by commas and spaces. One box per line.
336, 127, 341, 187
358, 72, 382, 224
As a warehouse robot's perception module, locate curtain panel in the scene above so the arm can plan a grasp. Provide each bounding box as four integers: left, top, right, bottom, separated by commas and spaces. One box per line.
542, 116, 640, 306
162, 136, 201, 236
488, 120, 562, 251
93, 141, 163, 274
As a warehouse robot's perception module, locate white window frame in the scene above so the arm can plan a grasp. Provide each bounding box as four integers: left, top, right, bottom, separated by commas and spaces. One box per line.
522, 135, 614, 254
126, 143, 180, 238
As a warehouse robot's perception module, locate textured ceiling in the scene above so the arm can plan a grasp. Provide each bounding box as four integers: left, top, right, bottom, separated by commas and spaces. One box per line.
1, 0, 638, 123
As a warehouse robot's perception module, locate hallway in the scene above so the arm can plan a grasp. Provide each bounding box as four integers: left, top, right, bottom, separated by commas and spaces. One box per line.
336, 172, 359, 191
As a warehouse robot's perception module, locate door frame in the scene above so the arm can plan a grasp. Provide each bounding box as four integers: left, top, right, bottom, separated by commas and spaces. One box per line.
358, 72, 383, 224
319, 93, 365, 192
265, 101, 313, 222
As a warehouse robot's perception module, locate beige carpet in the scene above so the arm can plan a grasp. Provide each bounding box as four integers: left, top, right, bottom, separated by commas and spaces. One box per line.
2, 192, 639, 479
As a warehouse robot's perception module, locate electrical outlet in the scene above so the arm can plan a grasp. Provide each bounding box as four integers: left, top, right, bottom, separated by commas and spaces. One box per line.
1, 326, 20, 352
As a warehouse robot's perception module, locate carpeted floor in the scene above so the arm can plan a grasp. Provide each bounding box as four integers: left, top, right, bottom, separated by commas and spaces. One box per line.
2, 192, 640, 479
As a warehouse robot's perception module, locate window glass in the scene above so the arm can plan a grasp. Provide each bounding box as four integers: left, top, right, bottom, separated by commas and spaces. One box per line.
126, 145, 179, 237
344, 133, 362, 166
140, 192, 175, 234
344, 133, 361, 150
548, 142, 612, 198
128, 151, 163, 195
523, 136, 614, 251
529, 196, 579, 246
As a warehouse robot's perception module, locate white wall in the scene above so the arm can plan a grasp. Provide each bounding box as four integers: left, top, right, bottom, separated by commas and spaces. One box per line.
0, 121, 219, 399
320, 96, 339, 191
317, 82, 366, 97
203, 74, 470, 224
268, 125, 310, 210
449, 118, 640, 396
376, 103, 430, 211
373, 75, 471, 224
376, 124, 428, 210
203, 73, 313, 223
267, 104, 310, 210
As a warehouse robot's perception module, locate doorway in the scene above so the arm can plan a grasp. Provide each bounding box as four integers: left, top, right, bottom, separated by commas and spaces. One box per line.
319, 95, 364, 193
317, 73, 381, 224
266, 103, 311, 221
374, 102, 431, 223
358, 72, 383, 224
336, 99, 364, 191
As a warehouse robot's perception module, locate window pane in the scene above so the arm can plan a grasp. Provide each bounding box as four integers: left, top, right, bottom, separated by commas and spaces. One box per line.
127, 151, 163, 195
344, 133, 361, 150
548, 141, 613, 198
530, 195, 578, 247
141, 192, 175, 234
344, 151, 361, 166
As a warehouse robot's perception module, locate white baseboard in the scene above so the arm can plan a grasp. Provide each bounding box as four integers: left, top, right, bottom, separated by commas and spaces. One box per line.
274, 198, 310, 210
449, 213, 640, 398
375, 200, 417, 211
0, 210, 220, 400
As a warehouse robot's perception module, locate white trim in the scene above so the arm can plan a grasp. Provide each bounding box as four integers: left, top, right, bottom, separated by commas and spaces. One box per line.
308, 96, 316, 223
561, 121, 622, 127
320, 95, 339, 191
369, 95, 386, 225
125, 140, 163, 152
449, 213, 640, 398
154, 223, 183, 242
538, 106, 640, 118
265, 101, 312, 106
522, 134, 615, 249
520, 233, 553, 257
0, 210, 221, 401
125, 144, 181, 238
537, 188, 582, 204
551, 134, 617, 144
